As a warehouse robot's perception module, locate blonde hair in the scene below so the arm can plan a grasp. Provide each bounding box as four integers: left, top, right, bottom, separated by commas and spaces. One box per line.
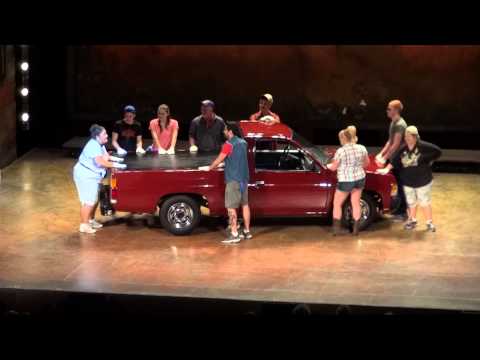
405, 125, 420, 139
389, 99, 404, 113
346, 125, 358, 144
339, 125, 358, 145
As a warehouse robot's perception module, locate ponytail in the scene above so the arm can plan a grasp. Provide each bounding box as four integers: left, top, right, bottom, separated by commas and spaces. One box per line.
346, 125, 358, 144
339, 125, 358, 145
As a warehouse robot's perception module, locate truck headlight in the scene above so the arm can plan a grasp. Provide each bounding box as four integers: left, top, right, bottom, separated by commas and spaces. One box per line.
390, 183, 398, 197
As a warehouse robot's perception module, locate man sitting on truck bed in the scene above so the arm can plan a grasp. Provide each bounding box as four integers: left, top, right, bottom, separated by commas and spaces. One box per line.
189, 100, 226, 153
199, 122, 252, 244
249, 93, 281, 125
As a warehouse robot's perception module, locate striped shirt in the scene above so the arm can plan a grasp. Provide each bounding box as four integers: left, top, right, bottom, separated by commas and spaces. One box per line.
334, 143, 368, 182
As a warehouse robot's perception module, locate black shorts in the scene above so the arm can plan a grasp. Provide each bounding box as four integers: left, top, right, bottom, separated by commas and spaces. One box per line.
337, 178, 365, 192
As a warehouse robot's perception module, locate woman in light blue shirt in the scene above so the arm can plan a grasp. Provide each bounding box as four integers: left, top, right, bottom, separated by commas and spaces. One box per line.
73, 124, 126, 234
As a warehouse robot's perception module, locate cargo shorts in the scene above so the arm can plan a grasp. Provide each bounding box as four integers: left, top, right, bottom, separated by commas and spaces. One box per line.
404, 181, 433, 207
225, 181, 249, 209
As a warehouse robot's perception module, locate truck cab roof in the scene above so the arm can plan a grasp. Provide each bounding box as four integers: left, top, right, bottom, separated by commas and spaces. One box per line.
238, 121, 293, 140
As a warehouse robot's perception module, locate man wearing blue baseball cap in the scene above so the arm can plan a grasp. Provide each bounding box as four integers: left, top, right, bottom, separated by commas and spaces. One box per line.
188, 100, 226, 153
112, 105, 145, 155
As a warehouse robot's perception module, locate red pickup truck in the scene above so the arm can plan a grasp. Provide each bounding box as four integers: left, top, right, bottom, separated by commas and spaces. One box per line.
101, 121, 399, 235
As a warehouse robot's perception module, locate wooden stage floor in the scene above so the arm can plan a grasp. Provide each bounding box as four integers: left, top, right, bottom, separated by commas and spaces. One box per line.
1, 148, 480, 312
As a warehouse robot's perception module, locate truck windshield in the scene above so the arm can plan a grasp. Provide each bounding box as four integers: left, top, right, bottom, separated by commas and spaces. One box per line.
292, 131, 330, 165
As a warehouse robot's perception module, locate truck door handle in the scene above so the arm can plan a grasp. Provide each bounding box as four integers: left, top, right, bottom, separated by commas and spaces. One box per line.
255, 181, 265, 187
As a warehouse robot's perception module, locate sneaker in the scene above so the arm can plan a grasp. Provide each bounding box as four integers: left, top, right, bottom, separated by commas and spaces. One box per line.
79, 223, 96, 234
89, 219, 103, 229
241, 229, 253, 240
222, 232, 242, 244
404, 219, 417, 230
426, 222, 436, 232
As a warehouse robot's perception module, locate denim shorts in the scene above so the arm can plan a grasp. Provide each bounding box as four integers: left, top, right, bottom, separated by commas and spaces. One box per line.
337, 178, 365, 192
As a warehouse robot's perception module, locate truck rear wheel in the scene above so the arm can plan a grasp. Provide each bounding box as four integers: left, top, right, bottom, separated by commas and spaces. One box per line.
341, 192, 378, 231
159, 195, 201, 235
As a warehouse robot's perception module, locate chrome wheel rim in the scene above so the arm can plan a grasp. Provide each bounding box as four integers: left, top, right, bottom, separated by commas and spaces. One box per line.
167, 202, 193, 229
345, 199, 370, 225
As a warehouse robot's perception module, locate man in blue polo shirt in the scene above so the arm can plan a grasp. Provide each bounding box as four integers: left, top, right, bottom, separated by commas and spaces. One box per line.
199, 122, 251, 244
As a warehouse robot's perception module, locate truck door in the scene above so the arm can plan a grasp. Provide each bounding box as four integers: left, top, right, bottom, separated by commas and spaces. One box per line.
249, 138, 333, 217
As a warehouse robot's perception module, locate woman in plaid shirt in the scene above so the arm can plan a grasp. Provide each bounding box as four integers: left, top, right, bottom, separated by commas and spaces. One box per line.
327, 126, 370, 236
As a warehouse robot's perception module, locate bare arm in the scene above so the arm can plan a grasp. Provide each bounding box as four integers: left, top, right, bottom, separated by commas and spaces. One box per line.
208, 152, 228, 171
112, 132, 120, 151
95, 155, 116, 169
136, 135, 142, 149
379, 141, 390, 157
326, 159, 340, 172
384, 133, 402, 160
271, 113, 281, 124
169, 128, 178, 150
189, 121, 197, 146
151, 129, 163, 150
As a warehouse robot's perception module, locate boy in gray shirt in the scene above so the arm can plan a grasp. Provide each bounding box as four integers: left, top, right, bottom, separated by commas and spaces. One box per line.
375, 99, 408, 219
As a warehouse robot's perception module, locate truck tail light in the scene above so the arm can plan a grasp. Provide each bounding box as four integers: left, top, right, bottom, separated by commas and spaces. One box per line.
390, 182, 398, 197
111, 172, 118, 201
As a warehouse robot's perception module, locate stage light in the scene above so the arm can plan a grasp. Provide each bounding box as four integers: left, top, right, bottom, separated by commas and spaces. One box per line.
20, 62, 29, 72
21, 113, 29, 122
20, 87, 29, 97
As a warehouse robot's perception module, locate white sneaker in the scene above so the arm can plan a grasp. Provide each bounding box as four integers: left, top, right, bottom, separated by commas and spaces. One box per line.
426, 222, 436, 232
89, 219, 103, 229
79, 223, 96, 234
222, 232, 242, 244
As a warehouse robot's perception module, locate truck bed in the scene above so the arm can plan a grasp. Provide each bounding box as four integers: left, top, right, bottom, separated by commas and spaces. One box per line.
120, 151, 218, 171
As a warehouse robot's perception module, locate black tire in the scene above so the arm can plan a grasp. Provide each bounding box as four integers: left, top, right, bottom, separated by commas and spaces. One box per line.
341, 192, 378, 231
159, 195, 201, 235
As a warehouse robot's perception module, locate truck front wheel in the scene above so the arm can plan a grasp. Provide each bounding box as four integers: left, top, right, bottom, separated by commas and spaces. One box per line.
341, 192, 378, 231
159, 195, 201, 235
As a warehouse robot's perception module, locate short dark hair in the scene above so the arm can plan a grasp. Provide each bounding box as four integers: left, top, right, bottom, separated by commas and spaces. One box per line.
224, 121, 242, 138
89, 124, 105, 139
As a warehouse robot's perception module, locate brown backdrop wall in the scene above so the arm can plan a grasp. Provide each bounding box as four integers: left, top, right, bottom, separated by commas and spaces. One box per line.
67, 45, 480, 144
0, 45, 17, 168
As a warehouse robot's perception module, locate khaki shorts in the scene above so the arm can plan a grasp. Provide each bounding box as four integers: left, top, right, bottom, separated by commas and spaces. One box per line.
404, 181, 433, 207
225, 181, 248, 209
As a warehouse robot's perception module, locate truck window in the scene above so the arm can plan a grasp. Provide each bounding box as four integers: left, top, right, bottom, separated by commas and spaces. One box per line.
255, 139, 315, 171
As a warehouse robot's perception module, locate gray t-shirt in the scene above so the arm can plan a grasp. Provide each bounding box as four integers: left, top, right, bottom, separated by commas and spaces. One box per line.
189, 115, 226, 153
389, 117, 407, 145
